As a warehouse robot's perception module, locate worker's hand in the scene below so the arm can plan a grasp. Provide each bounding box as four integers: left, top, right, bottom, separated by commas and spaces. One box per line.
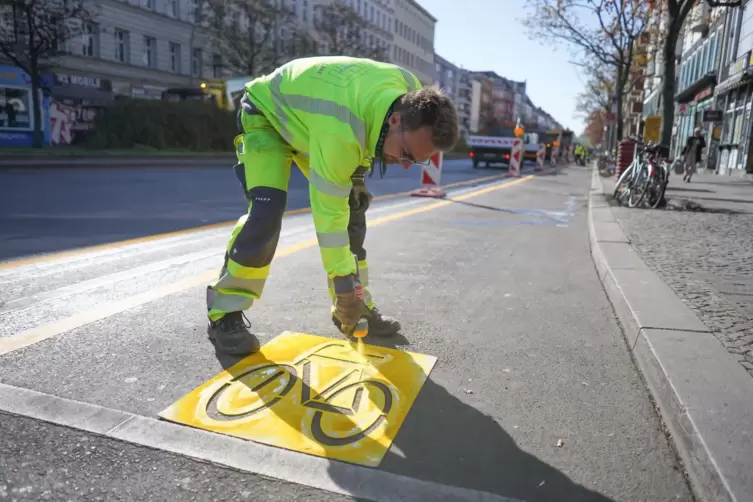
349, 172, 373, 215
333, 285, 372, 334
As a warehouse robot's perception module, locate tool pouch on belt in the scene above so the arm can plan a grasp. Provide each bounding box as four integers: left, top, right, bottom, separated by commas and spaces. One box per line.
349, 166, 373, 215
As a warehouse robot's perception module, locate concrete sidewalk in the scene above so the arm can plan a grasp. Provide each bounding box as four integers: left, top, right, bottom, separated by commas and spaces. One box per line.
589, 168, 753, 502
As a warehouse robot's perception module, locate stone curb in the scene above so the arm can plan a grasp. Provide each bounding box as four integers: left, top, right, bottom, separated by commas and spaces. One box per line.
587, 167, 753, 502
0, 383, 514, 502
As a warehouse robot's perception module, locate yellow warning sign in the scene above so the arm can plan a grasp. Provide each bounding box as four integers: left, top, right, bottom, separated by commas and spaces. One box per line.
159, 332, 436, 467
643, 115, 661, 143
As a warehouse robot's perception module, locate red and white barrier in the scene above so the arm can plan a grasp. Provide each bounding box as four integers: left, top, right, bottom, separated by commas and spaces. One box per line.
508, 139, 522, 177
410, 151, 446, 198
536, 143, 545, 171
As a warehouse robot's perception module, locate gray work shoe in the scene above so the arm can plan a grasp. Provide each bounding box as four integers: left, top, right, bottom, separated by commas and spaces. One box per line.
332, 307, 401, 338
207, 311, 260, 357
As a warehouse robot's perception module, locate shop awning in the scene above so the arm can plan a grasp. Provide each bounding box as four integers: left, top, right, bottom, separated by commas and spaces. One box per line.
51, 84, 115, 103
714, 69, 752, 97
675, 73, 717, 104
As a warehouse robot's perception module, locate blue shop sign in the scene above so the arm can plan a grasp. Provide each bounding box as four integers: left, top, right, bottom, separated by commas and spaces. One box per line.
0, 65, 52, 147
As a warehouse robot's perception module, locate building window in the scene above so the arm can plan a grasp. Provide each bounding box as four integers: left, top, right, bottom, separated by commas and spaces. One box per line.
394, 18, 398, 32
170, 42, 181, 73
303, 0, 308, 20
81, 23, 98, 57
143, 36, 156, 68
708, 33, 717, 73
0, 87, 33, 130
212, 53, 222, 77
192, 48, 202, 77
114, 29, 129, 63
168, 0, 178, 17
143, 0, 155, 10
291, 0, 297, 14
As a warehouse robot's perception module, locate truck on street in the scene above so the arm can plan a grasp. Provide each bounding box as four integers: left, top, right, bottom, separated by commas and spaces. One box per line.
467, 123, 540, 169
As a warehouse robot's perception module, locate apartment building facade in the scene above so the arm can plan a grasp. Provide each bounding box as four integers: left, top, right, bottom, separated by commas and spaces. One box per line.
390, 0, 436, 84
672, 3, 725, 167
336, 0, 395, 58
46, 0, 221, 103
434, 54, 460, 102
642, 1, 751, 175
712, 2, 753, 175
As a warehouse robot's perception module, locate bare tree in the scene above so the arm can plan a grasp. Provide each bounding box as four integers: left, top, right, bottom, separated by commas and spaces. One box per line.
575, 60, 615, 119
204, 0, 316, 78
314, 3, 389, 61
523, 0, 650, 142
0, 0, 95, 147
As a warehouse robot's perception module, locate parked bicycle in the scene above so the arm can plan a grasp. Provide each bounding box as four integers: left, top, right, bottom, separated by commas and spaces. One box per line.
612, 139, 672, 209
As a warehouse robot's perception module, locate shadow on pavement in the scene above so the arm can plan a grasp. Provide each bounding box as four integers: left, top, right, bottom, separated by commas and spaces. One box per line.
331, 375, 614, 502
665, 186, 713, 193
535, 169, 567, 177
445, 200, 567, 225
214, 333, 613, 502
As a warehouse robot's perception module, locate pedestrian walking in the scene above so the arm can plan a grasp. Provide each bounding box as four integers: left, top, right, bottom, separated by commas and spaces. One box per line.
681, 127, 706, 182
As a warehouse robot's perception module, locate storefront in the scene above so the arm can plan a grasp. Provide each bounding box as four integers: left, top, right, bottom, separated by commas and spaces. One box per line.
713, 50, 753, 175
674, 73, 717, 168
0, 65, 52, 147
48, 72, 115, 145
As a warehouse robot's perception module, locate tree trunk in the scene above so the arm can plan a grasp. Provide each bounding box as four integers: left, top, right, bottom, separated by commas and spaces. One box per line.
30, 59, 43, 149
614, 66, 625, 142
660, 28, 679, 147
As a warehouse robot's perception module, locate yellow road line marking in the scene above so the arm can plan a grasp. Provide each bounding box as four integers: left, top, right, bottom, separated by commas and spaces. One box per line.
0, 173, 511, 271
0, 175, 532, 356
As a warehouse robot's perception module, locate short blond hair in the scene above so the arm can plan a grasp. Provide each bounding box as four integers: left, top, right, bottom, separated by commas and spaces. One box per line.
395, 85, 460, 151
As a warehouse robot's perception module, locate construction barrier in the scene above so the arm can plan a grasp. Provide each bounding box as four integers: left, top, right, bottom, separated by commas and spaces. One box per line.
536, 143, 545, 171
508, 138, 522, 177
410, 151, 446, 198
616, 139, 636, 177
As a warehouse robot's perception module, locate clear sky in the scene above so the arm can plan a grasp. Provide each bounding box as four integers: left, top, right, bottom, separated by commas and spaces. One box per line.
419, 0, 585, 133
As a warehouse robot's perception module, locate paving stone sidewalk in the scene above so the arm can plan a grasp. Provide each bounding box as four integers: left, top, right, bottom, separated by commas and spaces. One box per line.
605, 171, 753, 378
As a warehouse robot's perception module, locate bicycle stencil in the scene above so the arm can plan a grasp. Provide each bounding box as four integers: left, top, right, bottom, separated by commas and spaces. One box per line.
159, 331, 437, 467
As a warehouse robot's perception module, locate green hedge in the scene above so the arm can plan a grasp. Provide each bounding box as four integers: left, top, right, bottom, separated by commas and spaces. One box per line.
84, 99, 237, 151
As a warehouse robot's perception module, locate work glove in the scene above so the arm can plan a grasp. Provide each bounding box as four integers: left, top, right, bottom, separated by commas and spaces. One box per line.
333, 281, 372, 335
349, 170, 373, 215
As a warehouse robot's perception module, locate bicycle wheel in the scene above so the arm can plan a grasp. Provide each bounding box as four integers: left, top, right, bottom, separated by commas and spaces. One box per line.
646, 167, 667, 209
613, 163, 634, 205
628, 165, 650, 208
309, 380, 393, 447
206, 363, 298, 420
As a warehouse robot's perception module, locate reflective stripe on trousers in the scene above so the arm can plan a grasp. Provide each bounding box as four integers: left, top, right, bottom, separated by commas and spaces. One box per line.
207, 103, 377, 321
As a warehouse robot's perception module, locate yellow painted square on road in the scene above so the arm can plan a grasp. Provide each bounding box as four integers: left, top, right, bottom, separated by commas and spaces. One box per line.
159, 331, 437, 467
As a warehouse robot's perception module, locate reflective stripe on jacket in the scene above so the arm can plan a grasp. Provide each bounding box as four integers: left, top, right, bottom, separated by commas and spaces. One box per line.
245, 56, 421, 278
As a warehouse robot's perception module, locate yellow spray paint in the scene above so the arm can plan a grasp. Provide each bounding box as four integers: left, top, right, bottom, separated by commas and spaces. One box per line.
159, 331, 436, 467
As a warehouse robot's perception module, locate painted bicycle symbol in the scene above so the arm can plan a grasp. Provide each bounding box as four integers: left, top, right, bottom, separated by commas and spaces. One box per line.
205, 342, 395, 446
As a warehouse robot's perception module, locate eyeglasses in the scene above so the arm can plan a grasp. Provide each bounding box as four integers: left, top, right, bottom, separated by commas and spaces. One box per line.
396, 126, 433, 166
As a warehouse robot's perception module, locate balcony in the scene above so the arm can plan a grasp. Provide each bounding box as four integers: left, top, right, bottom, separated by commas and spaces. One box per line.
688, 2, 710, 35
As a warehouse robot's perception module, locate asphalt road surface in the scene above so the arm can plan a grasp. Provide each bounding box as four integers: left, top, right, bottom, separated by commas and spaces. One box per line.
0, 165, 693, 501
0, 158, 507, 262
